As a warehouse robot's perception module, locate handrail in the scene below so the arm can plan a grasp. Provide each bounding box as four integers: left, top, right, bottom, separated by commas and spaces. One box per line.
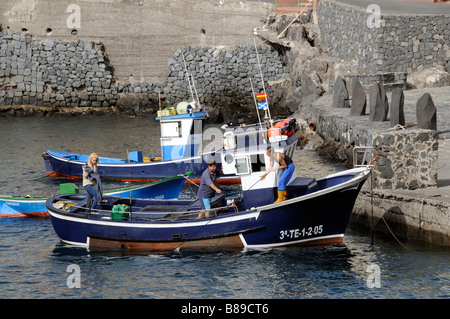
353, 146, 376, 168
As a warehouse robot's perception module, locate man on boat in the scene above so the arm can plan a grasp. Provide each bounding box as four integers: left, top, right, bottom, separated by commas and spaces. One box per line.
197, 160, 222, 218
260, 146, 295, 204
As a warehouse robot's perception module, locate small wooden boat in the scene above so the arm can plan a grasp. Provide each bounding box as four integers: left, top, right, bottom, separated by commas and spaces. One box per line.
0, 172, 191, 218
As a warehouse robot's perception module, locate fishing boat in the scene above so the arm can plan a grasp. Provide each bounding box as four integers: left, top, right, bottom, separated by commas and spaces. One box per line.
46, 138, 371, 252
41, 110, 223, 183
41, 44, 299, 185
0, 172, 191, 218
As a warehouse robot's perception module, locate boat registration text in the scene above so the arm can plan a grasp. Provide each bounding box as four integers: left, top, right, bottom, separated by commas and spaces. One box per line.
279, 225, 323, 240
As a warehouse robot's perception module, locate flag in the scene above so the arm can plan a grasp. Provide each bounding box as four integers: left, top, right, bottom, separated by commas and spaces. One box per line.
258, 102, 268, 110
256, 92, 267, 100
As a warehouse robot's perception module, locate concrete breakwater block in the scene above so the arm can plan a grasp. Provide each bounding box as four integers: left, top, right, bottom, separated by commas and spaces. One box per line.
369, 83, 389, 122
390, 87, 405, 127
332, 75, 350, 108
350, 78, 366, 116
416, 93, 437, 130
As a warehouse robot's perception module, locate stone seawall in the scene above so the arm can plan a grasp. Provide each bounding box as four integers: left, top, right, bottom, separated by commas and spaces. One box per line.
317, 0, 450, 75
0, 31, 288, 119
0, 0, 273, 84
294, 85, 450, 246
372, 129, 438, 190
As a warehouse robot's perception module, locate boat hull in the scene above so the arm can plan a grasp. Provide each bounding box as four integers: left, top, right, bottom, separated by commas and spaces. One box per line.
42, 150, 236, 183
47, 168, 370, 252
0, 198, 48, 218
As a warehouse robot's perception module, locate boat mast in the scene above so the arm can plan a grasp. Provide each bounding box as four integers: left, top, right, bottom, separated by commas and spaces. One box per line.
254, 38, 273, 128
190, 73, 201, 109
249, 77, 266, 143
182, 53, 197, 106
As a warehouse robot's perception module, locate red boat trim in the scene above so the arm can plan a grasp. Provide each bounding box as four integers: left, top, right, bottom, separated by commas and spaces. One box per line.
0, 212, 49, 218
88, 234, 245, 252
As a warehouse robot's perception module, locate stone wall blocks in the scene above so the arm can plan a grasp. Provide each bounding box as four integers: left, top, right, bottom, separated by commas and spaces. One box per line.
0, 33, 285, 114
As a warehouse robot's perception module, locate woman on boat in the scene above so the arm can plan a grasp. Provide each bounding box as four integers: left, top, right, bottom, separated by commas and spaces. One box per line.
260, 146, 295, 204
82, 153, 102, 212
196, 160, 222, 219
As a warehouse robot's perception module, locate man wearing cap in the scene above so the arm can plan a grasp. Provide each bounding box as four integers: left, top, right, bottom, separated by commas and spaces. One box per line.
197, 160, 222, 218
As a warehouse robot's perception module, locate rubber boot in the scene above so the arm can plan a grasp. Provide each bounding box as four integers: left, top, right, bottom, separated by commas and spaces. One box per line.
274, 190, 288, 204
274, 190, 285, 204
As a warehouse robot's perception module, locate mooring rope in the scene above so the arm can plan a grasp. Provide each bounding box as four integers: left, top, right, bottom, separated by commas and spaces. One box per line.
30, 156, 73, 181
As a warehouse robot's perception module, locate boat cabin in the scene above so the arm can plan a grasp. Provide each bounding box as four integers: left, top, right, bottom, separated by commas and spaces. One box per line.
155, 103, 209, 161
220, 119, 307, 208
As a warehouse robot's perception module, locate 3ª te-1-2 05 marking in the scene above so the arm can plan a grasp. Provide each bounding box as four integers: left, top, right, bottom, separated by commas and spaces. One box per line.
279, 225, 323, 240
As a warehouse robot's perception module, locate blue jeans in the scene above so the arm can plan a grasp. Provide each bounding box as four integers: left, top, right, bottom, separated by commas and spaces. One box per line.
202, 197, 212, 210
84, 185, 98, 211
278, 163, 295, 191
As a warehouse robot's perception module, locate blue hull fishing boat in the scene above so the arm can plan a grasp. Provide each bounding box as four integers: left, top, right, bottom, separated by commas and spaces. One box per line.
0, 172, 190, 218
46, 130, 371, 251
42, 44, 299, 184
41, 111, 229, 183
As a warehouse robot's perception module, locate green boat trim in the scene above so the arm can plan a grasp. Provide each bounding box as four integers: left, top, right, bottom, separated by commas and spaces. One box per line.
103, 171, 192, 194
0, 171, 192, 201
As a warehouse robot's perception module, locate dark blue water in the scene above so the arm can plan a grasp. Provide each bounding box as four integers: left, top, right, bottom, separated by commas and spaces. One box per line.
0, 116, 449, 300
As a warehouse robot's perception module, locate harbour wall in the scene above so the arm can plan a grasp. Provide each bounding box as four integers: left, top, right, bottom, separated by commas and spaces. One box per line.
0, 0, 289, 119
317, 0, 450, 75
0, 0, 274, 84
295, 86, 450, 247
0, 33, 288, 120
289, 0, 450, 246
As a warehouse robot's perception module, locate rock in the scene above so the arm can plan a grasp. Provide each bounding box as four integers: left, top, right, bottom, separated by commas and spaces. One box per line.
332, 75, 350, 108
369, 83, 389, 121
350, 78, 366, 116
390, 87, 405, 127
407, 66, 450, 89
285, 88, 302, 112
416, 93, 437, 130
299, 127, 324, 150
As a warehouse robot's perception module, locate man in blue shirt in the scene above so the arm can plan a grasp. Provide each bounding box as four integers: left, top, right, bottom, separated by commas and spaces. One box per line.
197, 160, 222, 218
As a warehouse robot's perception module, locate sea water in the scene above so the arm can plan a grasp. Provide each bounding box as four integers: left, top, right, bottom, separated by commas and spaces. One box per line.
0, 116, 448, 300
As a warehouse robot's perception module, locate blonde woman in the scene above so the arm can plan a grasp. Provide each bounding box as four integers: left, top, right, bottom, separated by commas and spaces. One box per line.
82, 153, 102, 212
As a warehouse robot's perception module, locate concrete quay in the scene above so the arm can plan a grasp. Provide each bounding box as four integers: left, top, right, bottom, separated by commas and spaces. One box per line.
295, 86, 450, 247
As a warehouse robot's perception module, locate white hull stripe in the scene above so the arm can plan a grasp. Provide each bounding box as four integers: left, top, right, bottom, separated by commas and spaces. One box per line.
49, 210, 260, 228
239, 234, 344, 248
